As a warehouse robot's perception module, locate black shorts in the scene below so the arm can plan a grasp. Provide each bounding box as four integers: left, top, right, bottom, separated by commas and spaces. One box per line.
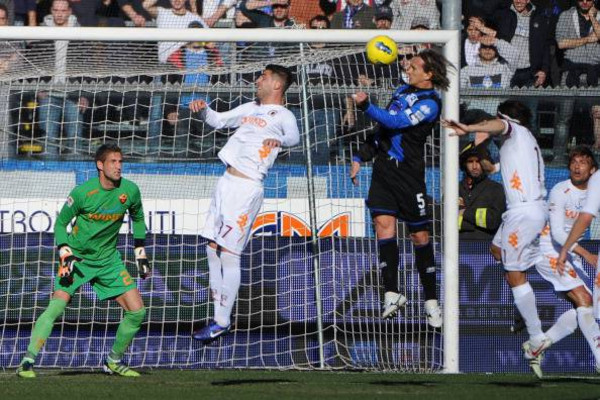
366, 156, 430, 233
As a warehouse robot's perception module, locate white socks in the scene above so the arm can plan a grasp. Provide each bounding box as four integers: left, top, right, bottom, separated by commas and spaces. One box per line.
577, 306, 600, 366
545, 309, 577, 344
512, 282, 545, 343
206, 245, 223, 320
214, 250, 241, 328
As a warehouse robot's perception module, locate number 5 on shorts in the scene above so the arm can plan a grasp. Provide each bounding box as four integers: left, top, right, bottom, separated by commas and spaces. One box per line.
416, 193, 425, 210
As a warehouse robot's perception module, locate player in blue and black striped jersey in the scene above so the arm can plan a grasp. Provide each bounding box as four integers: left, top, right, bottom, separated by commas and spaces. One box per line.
350, 49, 453, 328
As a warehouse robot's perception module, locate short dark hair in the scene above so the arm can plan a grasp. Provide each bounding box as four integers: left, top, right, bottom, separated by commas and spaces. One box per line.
569, 145, 598, 170
309, 15, 330, 29
95, 143, 122, 164
418, 49, 453, 91
497, 100, 532, 128
0, 4, 8, 17
265, 64, 293, 92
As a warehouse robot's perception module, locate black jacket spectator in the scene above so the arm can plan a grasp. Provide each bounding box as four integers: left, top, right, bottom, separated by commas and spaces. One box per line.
459, 177, 506, 240
493, 3, 552, 81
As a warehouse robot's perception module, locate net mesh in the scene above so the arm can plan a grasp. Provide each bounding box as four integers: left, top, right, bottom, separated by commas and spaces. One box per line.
0, 29, 447, 372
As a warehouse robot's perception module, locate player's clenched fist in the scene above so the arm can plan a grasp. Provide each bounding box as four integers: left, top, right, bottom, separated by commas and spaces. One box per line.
189, 99, 208, 113
58, 245, 80, 278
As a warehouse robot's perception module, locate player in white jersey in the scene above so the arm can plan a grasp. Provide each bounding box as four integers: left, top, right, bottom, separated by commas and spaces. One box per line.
493, 146, 600, 377
189, 65, 300, 344
444, 100, 551, 364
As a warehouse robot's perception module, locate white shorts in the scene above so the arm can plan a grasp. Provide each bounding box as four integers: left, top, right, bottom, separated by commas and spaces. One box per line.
496, 203, 547, 271
201, 172, 264, 254
536, 241, 587, 292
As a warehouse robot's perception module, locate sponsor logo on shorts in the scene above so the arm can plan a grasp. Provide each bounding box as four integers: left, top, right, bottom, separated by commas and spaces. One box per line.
508, 232, 519, 249
510, 171, 523, 192
237, 213, 249, 233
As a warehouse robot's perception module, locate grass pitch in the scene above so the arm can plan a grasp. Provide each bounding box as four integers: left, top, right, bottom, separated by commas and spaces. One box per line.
2, 370, 600, 400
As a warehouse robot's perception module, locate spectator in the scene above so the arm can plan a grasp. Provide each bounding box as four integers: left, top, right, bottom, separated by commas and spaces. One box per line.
493, 0, 552, 88
460, 39, 515, 89
191, 0, 237, 27
14, 0, 36, 25
330, 0, 375, 29
459, 139, 506, 240
556, 0, 600, 87
390, 0, 440, 31
96, 0, 126, 26
373, 4, 392, 30
118, 0, 169, 27
462, 16, 498, 67
239, 0, 294, 28
37, 0, 90, 156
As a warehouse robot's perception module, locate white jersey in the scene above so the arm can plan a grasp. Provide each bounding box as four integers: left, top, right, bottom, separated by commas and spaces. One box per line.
583, 171, 600, 217
156, 8, 207, 63
541, 179, 587, 248
499, 120, 546, 207
205, 101, 300, 181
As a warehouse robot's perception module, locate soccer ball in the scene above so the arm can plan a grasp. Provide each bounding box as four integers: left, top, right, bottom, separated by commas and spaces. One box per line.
365, 35, 398, 65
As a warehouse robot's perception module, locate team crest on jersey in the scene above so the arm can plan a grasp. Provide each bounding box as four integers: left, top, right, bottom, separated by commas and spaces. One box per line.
405, 93, 419, 106
66, 196, 74, 207
119, 194, 128, 204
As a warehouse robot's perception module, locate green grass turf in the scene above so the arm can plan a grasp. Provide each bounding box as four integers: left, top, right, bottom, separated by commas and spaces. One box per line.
1, 370, 600, 400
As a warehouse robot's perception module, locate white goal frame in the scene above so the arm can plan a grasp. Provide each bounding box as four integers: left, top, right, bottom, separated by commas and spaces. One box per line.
0, 27, 461, 373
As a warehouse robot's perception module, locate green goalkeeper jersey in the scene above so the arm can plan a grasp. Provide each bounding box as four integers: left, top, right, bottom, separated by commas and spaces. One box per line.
54, 177, 146, 263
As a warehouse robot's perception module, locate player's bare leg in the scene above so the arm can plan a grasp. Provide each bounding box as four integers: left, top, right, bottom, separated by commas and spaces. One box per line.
374, 215, 407, 319
566, 286, 600, 372
17, 290, 71, 378
103, 289, 146, 377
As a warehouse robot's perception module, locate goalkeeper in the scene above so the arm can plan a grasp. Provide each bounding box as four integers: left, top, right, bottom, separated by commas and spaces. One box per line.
17, 143, 150, 378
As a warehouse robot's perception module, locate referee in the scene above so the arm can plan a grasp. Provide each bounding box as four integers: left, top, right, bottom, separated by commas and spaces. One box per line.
350, 49, 452, 328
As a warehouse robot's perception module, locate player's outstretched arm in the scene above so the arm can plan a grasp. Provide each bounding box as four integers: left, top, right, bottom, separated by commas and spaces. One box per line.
443, 118, 507, 137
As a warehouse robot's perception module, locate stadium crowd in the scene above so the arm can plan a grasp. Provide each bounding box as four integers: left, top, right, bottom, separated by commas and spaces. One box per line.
3, 0, 600, 158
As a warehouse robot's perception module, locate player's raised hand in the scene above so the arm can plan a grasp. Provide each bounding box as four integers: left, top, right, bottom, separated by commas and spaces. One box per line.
189, 99, 208, 113
58, 246, 80, 278
135, 247, 151, 279
442, 119, 470, 136
352, 92, 369, 108
350, 161, 361, 186
263, 138, 281, 148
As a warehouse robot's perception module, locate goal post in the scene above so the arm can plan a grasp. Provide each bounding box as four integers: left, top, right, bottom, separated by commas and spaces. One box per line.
0, 27, 460, 372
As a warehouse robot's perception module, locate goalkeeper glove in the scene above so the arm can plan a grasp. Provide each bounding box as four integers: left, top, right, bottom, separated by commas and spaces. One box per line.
135, 247, 150, 279
58, 246, 80, 278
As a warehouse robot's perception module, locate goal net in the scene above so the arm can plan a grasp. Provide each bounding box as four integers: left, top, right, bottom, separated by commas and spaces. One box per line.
0, 27, 459, 372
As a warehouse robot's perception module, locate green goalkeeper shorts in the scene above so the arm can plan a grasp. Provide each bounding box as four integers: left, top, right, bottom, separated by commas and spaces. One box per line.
54, 251, 137, 300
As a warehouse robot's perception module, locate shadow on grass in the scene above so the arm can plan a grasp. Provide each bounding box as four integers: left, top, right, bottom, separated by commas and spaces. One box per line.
369, 380, 438, 387
211, 379, 294, 386
488, 381, 541, 388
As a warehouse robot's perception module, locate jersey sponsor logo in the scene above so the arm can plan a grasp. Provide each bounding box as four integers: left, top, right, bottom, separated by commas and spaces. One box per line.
510, 171, 523, 192
66, 196, 74, 207
87, 212, 124, 222
404, 109, 419, 125
508, 231, 519, 249
119, 194, 128, 204
86, 189, 99, 197
242, 116, 267, 128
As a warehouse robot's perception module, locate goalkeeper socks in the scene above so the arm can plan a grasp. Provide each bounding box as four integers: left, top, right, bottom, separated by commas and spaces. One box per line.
511, 282, 544, 341
576, 306, 600, 365
206, 245, 223, 319
110, 307, 146, 360
215, 251, 241, 327
545, 309, 577, 344
378, 238, 399, 293
26, 297, 68, 360
415, 242, 437, 301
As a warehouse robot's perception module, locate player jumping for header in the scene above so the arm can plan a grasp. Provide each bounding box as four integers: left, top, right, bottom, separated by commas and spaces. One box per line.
189, 64, 299, 344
